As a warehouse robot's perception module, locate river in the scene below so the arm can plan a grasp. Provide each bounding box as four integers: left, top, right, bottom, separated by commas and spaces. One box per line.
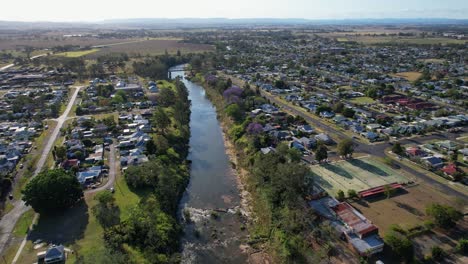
170, 67, 248, 263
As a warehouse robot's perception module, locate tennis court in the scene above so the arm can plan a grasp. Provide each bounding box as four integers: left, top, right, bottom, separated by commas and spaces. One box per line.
310, 158, 409, 196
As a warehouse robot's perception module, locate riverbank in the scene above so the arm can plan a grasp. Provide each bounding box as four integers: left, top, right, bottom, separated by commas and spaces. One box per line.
197, 78, 273, 263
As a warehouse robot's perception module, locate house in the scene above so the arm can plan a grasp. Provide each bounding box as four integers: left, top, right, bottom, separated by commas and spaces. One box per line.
298, 124, 314, 134
365, 124, 381, 132
309, 197, 384, 256
298, 137, 316, 149
290, 141, 305, 152
422, 156, 444, 169
406, 147, 427, 158
435, 140, 458, 152
39, 244, 66, 264
361, 131, 379, 141
320, 111, 335, 118
315, 133, 332, 144
441, 163, 458, 177
260, 147, 276, 155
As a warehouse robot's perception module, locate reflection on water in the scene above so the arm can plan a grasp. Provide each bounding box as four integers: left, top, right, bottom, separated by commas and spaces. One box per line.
171, 68, 248, 264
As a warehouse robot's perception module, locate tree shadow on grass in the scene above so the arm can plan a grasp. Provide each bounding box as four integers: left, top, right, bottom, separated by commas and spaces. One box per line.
27, 200, 89, 245
322, 164, 353, 179
309, 171, 333, 189
349, 159, 389, 176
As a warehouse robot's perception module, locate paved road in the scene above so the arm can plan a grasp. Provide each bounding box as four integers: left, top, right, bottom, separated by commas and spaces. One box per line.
0, 87, 81, 256
87, 144, 117, 194
0, 54, 47, 72
0, 63, 14, 72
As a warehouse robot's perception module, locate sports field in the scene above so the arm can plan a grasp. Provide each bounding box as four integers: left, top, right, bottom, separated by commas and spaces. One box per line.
310, 157, 409, 196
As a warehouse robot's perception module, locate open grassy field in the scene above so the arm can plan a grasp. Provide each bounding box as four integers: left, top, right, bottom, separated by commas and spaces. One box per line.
391, 71, 422, 82
0, 37, 143, 51
310, 157, 410, 196
55, 49, 99, 57
349, 96, 375, 105
14, 158, 142, 262
88, 39, 214, 57
350, 181, 464, 234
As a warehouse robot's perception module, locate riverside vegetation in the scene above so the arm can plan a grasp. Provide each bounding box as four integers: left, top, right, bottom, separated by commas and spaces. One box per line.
190, 70, 341, 263
92, 79, 191, 263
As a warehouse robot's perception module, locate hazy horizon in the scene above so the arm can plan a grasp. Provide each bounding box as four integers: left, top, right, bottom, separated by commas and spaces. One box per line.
1, 0, 468, 22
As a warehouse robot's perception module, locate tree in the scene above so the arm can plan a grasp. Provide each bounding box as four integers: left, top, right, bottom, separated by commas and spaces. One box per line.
384, 231, 414, 261
392, 142, 404, 156
383, 185, 394, 199
337, 190, 345, 201
337, 138, 354, 158
22, 169, 83, 214
152, 107, 171, 134
431, 246, 446, 261
158, 87, 176, 107
426, 203, 463, 228
332, 102, 344, 113
315, 145, 328, 162
342, 108, 355, 118
54, 146, 67, 161
347, 189, 358, 198
92, 191, 120, 228
456, 238, 468, 254
225, 104, 244, 123
146, 138, 157, 155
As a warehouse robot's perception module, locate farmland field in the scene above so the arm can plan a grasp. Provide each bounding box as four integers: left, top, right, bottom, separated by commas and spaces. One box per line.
310, 157, 410, 196
55, 49, 99, 57
349, 96, 375, 105
317, 33, 467, 45
392, 71, 422, 82
87, 39, 215, 57
0, 37, 144, 50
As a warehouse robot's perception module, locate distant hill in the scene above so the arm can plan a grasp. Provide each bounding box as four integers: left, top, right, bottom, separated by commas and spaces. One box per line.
1, 18, 467, 30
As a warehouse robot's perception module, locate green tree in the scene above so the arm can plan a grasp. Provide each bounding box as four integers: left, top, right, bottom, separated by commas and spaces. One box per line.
426, 203, 463, 228
92, 191, 120, 228
337, 190, 345, 201
431, 246, 446, 261
384, 231, 414, 261
22, 169, 83, 214
152, 107, 171, 134
347, 189, 358, 198
315, 145, 328, 162
337, 138, 354, 158
392, 142, 404, 156
146, 138, 157, 155
342, 108, 355, 118
159, 87, 176, 107
456, 238, 468, 254
54, 145, 67, 161
225, 104, 243, 123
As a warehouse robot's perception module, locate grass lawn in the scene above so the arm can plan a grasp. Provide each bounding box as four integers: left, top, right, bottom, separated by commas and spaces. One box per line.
336, 37, 349, 42
55, 49, 100, 58
13, 210, 36, 237
392, 71, 422, 82
349, 96, 376, 105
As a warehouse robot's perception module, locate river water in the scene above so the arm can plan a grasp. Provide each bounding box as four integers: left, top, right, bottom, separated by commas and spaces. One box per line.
171, 67, 248, 263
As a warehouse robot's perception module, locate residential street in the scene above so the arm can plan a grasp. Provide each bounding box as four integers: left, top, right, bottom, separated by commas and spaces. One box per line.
0, 86, 81, 256
261, 89, 468, 201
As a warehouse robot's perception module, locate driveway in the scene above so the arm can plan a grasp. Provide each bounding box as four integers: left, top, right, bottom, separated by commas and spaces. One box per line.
87, 144, 117, 194
0, 86, 81, 255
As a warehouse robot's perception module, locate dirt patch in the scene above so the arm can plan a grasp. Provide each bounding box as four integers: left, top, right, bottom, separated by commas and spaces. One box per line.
351, 183, 461, 235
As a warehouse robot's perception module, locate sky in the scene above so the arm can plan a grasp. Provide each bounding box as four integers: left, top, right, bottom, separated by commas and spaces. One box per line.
2, 0, 468, 22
